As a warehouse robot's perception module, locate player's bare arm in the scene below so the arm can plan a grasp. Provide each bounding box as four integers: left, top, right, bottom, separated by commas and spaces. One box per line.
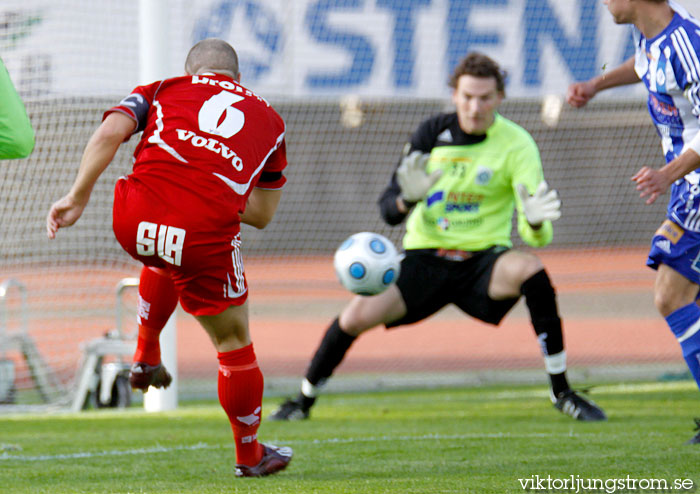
395, 196, 412, 214
239, 188, 282, 229
632, 149, 700, 205
567, 57, 639, 108
46, 112, 135, 239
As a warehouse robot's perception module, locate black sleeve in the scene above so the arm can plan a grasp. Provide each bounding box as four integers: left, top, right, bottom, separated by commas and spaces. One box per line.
378, 171, 413, 226
377, 116, 440, 226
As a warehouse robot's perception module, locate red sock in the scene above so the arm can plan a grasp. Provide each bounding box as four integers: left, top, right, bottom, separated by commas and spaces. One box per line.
133, 266, 178, 366
217, 344, 265, 466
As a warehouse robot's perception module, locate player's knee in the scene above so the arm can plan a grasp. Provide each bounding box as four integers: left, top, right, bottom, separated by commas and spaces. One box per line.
653, 291, 681, 318
521, 256, 544, 281
195, 306, 251, 351
338, 313, 372, 336
339, 300, 378, 336
506, 253, 544, 286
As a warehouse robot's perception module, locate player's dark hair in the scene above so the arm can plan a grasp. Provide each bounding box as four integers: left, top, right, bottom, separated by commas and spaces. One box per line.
448, 52, 507, 94
185, 38, 239, 78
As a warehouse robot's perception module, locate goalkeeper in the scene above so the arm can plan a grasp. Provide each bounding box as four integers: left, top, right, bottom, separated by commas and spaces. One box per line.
270, 52, 606, 422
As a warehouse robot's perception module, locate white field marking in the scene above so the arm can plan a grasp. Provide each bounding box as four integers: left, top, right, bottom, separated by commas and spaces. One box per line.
593, 381, 697, 394
0, 432, 575, 462
301, 432, 574, 445
0, 442, 217, 462
329, 381, 697, 406
486, 381, 697, 401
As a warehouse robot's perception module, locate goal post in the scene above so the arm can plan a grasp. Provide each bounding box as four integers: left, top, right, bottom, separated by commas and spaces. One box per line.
138, 0, 177, 412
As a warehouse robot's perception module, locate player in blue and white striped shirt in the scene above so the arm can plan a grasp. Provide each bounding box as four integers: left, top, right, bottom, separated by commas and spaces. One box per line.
568, 0, 700, 444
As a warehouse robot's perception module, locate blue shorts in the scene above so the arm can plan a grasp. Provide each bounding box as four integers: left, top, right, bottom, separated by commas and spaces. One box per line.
647, 219, 700, 286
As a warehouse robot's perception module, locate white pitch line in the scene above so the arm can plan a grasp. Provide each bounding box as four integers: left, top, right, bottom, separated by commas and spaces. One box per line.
0, 442, 217, 462
0, 432, 574, 462
303, 432, 570, 445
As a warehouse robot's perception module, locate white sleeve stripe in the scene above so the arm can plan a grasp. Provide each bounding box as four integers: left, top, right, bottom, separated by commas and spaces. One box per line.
688, 84, 700, 115
671, 32, 696, 84
672, 28, 700, 84
670, 33, 691, 81
678, 27, 700, 80
672, 29, 700, 114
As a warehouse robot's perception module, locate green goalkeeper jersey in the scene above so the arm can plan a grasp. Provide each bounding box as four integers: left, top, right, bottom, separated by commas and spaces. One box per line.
0, 58, 34, 159
384, 112, 552, 251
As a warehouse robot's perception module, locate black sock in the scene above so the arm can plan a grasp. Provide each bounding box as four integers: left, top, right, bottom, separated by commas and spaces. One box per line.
521, 269, 569, 396
548, 373, 569, 398
302, 317, 356, 395
297, 394, 317, 410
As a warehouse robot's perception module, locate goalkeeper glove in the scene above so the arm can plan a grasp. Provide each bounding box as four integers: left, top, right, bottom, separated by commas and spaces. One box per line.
516, 181, 561, 226
396, 150, 442, 203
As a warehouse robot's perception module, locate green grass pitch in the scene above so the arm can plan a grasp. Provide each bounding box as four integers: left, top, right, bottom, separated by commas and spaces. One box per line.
1, 381, 698, 493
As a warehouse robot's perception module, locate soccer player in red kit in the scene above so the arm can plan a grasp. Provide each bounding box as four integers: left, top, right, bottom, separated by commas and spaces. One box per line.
46, 38, 292, 477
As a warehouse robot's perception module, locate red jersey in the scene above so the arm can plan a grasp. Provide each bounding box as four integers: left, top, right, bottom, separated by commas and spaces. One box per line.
106, 73, 287, 234
109, 74, 287, 314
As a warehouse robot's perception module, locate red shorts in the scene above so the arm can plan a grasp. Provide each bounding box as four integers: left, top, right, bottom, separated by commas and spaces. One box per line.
112, 177, 248, 315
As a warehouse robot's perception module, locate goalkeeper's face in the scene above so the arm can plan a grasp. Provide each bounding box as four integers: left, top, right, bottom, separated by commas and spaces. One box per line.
452, 75, 503, 135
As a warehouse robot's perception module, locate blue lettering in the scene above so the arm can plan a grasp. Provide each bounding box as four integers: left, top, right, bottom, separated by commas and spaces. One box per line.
242, 2, 282, 78
192, 0, 281, 80
523, 0, 598, 86
445, 203, 478, 212
305, 0, 375, 88
446, 0, 506, 77
193, 0, 236, 40
376, 0, 431, 88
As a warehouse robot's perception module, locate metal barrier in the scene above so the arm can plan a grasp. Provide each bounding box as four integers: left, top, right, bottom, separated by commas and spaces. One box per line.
0, 278, 66, 404
70, 278, 139, 412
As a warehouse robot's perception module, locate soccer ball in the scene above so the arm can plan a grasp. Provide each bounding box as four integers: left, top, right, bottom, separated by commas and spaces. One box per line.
333, 232, 401, 296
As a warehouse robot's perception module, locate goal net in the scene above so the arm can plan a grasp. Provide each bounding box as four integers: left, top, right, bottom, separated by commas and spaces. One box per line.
0, 0, 694, 408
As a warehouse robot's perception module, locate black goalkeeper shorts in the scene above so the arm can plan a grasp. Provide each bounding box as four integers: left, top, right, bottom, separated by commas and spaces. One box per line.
387, 246, 519, 328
